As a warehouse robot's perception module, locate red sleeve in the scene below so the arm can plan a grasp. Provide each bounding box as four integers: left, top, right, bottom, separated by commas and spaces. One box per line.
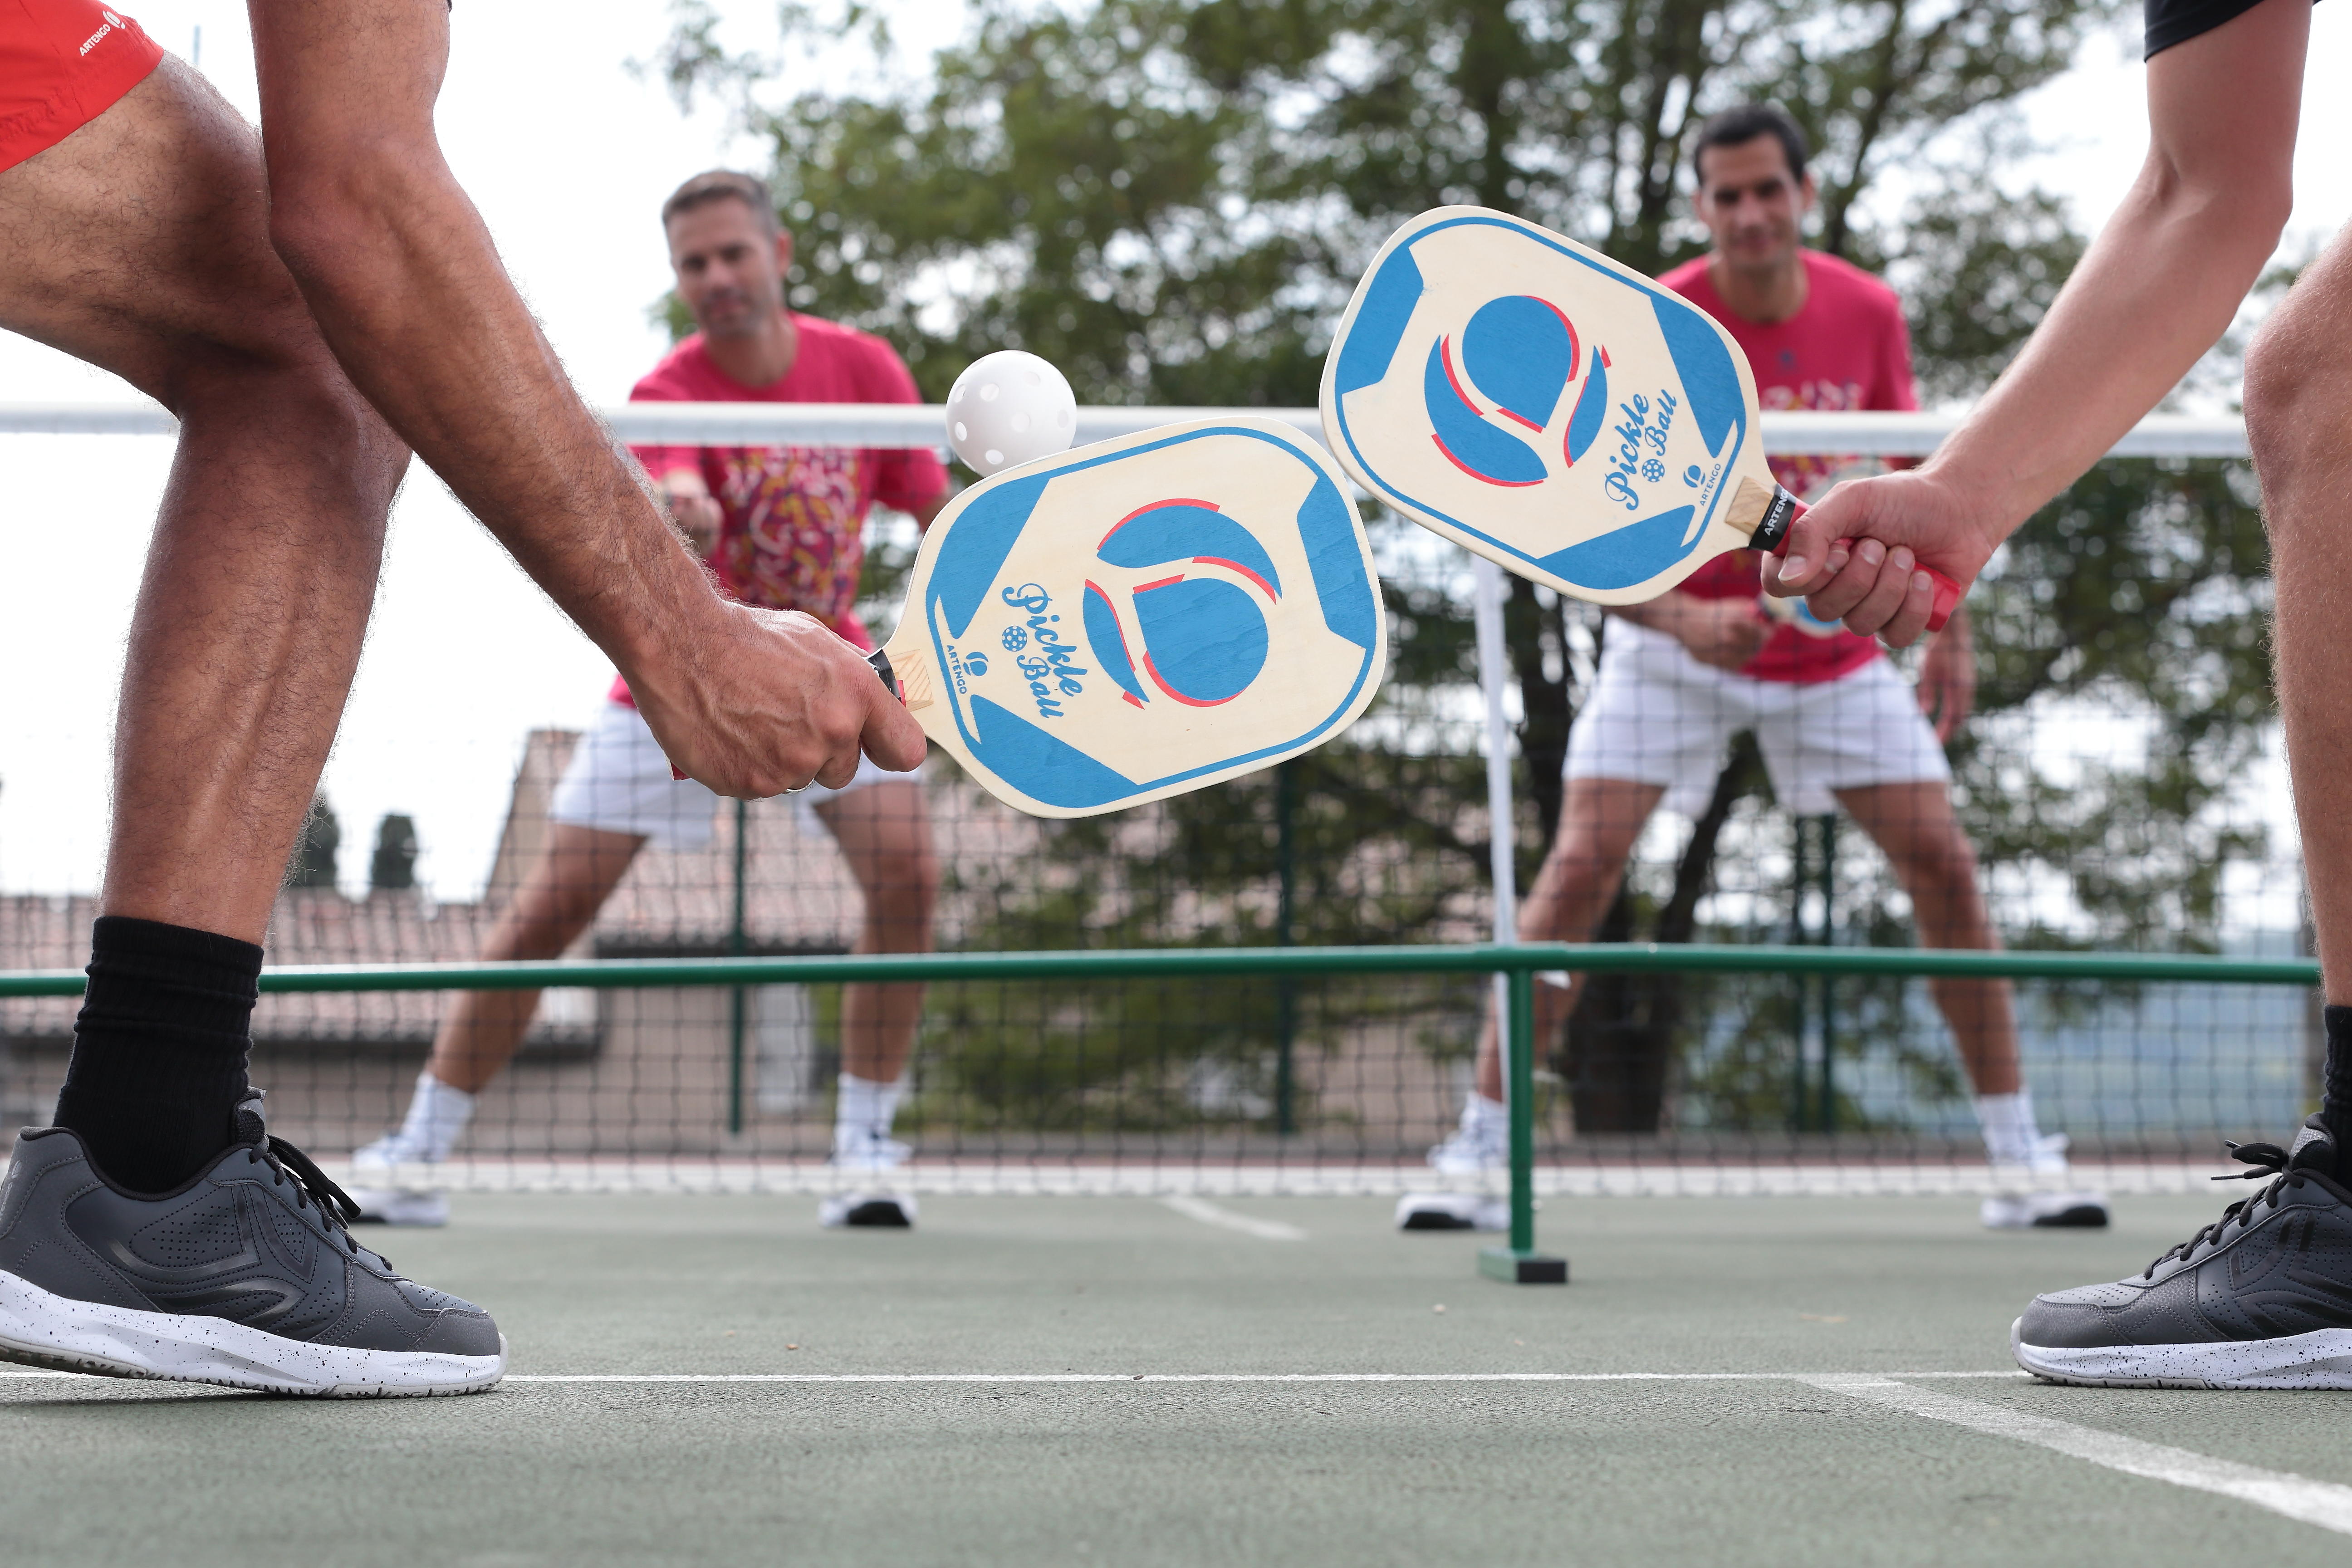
625, 366, 704, 482
858, 339, 951, 516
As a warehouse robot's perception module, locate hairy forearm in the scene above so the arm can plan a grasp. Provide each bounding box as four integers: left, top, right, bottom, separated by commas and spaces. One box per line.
249, 1, 715, 683
1926, 0, 2303, 540
268, 157, 710, 672
1931, 180, 2283, 535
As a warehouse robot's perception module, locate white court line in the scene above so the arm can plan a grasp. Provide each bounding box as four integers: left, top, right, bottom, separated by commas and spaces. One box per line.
1804, 1375, 2352, 1537
0, 1368, 2020, 1383
1158, 1195, 1308, 1241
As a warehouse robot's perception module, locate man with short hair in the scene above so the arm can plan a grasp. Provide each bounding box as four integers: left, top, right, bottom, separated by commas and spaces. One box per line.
0, 4, 918, 1397
1421, 106, 2102, 1230
349, 172, 948, 1231
1775, 0, 2352, 1386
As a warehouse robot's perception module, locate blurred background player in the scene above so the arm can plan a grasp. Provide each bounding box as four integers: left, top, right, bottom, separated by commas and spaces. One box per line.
350, 172, 947, 1229
1423, 106, 2104, 1230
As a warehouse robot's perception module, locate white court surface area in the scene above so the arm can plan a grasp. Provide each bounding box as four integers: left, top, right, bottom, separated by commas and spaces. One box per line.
5, 1191, 2352, 1568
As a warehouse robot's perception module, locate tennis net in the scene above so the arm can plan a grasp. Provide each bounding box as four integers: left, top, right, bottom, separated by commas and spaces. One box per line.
0, 406, 2302, 1210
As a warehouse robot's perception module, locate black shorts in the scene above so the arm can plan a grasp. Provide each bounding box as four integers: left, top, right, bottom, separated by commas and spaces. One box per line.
2145, 0, 2314, 58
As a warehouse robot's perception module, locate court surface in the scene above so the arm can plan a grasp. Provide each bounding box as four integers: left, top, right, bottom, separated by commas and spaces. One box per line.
5, 1190, 2348, 1567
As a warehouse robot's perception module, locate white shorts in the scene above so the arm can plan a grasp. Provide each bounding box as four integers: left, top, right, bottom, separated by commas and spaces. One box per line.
549, 700, 908, 849
1563, 620, 1949, 816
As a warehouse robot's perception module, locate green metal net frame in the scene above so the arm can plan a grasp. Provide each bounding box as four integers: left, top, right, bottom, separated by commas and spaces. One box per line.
0, 942, 2321, 1282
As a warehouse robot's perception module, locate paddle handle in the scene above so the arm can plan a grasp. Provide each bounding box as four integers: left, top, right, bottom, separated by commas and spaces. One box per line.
1740, 482, 1959, 634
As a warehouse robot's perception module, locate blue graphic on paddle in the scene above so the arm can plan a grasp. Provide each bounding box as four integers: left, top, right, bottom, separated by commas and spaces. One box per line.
869, 417, 1388, 817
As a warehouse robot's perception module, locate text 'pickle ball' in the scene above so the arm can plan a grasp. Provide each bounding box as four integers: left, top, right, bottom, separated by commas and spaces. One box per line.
946, 350, 1078, 476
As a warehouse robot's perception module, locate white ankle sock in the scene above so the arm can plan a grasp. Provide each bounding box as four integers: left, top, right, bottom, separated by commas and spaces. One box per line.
1975, 1090, 2045, 1166
397, 1071, 476, 1163
1463, 1093, 1507, 1137
836, 1073, 905, 1142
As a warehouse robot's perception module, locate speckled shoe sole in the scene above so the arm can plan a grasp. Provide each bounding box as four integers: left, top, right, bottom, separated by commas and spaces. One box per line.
0, 1268, 505, 1396
2012, 1317, 2352, 1389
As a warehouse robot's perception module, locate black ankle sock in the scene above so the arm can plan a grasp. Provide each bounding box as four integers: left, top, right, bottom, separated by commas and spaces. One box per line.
52, 916, 261, 1194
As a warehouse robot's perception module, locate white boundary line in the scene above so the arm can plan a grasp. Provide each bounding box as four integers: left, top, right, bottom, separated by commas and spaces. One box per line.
0, 1368, 2020, 1382
1803, 1375, 2352, 1537
308, 1158, 2236, 1199
1159, 1196, 1308, 1240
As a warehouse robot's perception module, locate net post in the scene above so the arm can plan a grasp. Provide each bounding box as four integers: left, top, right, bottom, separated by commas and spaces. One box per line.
1274, 759, 1298, 1137
726, 798, 749, 1139
1480, 960, 1567, 1285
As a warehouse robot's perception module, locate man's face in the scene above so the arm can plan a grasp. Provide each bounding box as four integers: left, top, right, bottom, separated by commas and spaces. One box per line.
666, 198, 793, 339
1692, 135, 1815, 273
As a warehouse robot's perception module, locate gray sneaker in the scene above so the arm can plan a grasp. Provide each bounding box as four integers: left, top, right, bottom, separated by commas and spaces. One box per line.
0, 1091, 504, 1396
2012, 1117, 2352, 1389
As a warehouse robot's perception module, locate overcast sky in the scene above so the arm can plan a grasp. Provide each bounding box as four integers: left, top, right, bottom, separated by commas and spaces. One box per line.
1, 0, 2344, 905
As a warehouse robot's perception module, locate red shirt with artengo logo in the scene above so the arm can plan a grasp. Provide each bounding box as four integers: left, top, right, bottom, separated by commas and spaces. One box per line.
1, 0, 163, 174
1653, 249, 1919, 685
610, 318, 950, 706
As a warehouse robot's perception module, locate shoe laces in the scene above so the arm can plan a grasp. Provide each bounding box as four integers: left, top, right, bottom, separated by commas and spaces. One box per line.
257, 1133, 368, 1259
2140, 1139, 2304, 1280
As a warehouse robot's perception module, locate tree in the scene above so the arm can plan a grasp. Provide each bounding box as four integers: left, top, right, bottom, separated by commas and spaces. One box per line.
660, 0, 2272, 1138
369, 813, 420, 893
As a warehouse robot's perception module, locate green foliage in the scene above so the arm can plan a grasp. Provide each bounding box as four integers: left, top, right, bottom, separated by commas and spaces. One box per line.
1962, 460, 2274, 951
368, 813, 420, 893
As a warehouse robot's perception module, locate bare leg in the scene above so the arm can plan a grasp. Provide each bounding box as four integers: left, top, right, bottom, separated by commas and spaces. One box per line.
0, 62, 408, 943
2247, 225, 2352, 1003
1834, 783, 2020, 1096
424, 826, 646, 1093
1471, 779, 1665, 1102
812, 784, 940, 1086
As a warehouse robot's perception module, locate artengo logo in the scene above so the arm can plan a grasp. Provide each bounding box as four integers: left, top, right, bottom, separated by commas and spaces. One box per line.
80, 10, 126, 54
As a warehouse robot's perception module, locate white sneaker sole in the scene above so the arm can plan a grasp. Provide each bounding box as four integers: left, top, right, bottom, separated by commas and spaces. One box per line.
1395, 1193, 1507, 1231
347, 1187, 451, 1227
0, 1268, 505, 1396
2012, 1318, 2352, 1389
1980, 1192, 2110, 1230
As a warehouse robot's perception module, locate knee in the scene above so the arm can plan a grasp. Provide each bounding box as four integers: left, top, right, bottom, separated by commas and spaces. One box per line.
867, 848, 941, 939
1896, 832, 1984, 911
2244, 295, 2352, 510
169, 348, 408, 523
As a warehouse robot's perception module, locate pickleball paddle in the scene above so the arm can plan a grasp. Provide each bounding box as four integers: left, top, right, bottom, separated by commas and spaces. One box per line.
1318, 206, 1959, 630
863, 416, 1387, 818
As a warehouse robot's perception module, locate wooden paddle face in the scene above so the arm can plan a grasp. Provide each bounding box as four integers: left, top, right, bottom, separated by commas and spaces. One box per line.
880, 416, 1387, 818
1321, 206, 1772, 605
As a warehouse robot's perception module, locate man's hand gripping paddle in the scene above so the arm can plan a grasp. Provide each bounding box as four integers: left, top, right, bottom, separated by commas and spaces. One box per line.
1317, 206, 1960, 629
861, 416, 1388, 818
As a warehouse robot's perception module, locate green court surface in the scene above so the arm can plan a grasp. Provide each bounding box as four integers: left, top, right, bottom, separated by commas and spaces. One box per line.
6, 1191, 2350, 1567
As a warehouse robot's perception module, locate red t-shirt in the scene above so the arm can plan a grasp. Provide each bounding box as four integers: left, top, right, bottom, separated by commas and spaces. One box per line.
1654, 250, 1919, 684
610, 317, 949, 706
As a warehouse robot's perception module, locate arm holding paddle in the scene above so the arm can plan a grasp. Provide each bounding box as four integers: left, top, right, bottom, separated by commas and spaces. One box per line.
1769, 0, 2306, 646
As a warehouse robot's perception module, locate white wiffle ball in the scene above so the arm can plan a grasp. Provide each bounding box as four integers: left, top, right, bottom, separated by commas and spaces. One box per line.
945, 350, 1078, 476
